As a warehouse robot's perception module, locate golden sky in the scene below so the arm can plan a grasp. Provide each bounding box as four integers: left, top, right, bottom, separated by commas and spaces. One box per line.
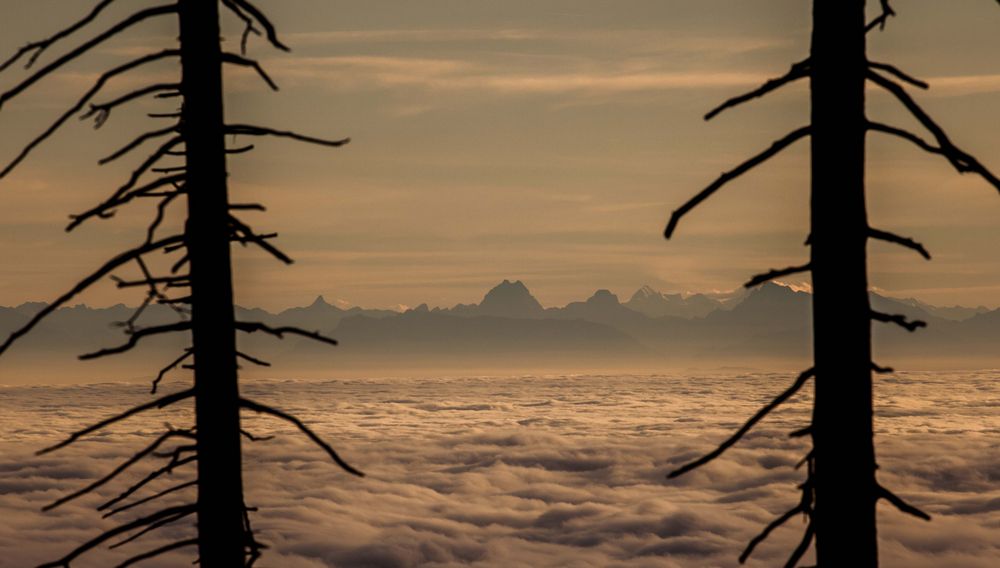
1, 0, 999, 311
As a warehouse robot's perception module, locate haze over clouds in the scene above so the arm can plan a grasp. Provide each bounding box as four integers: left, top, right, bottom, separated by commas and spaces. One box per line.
1, 373, 997, 567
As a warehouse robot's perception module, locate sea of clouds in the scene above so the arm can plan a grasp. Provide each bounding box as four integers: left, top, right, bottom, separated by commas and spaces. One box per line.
0, 371, 997, 567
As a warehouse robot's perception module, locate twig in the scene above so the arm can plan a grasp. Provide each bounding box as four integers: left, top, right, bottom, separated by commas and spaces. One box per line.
222, 52, 279, 90
871, 311, 927, 332
109, 509, 194, 549
227, 0, 290, 52
867, 72, 1000, 191
152, 350, 193, 394
0, 0, 117, 72
235, 321, 338, 346
237, 351, 272, 367
667, 368, 815, 478
36, 505, 196, 568
43, 429, 193, 511
225, 124, 350, 148
114, 539, 198, 568
878, 484, 931, 521
240, 397, 363, 476
0, 234, 185, 357
871, 362, 895, 374
82, 83, 181, 128
868, 227, 930, 260
99, 125, 179, 165
664, 127, 810, 239
0, 49, 180, 179
706, 59, 810, 121
0, 5, 178, 109
103, 480, 197, 518
68, 174, 185, 231
866, 0, 896, 33
38, 390, 194, 455
229, 215, 293, 264
97, 456, 196, 513
868, 61, 927, 90
79, 322, 193, 360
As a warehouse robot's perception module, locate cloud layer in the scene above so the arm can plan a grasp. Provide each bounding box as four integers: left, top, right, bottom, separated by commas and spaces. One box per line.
0, 371, 997, 567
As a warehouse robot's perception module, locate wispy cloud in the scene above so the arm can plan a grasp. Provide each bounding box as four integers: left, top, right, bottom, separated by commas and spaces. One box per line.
274, 55, 763, 96
284, 29, 794, 56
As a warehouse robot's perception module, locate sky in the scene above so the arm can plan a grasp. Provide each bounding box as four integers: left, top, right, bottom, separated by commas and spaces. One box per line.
1, 1, 1000, 311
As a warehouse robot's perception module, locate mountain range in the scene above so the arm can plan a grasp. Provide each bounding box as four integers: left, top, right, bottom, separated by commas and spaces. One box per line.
1, 281, 997, 383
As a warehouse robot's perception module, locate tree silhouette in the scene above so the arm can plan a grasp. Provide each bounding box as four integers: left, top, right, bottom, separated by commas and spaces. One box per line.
0, 1, 362, 565
663, 1, 999, 566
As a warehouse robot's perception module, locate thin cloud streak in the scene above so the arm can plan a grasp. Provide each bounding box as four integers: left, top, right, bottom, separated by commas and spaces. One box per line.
276, 56, 765, 95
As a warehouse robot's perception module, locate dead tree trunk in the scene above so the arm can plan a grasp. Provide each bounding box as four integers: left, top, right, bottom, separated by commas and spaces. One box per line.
0, 2, 363, 565
661, 1, 1000, 565
177, 0, 246, 564
809, 1, 879, 566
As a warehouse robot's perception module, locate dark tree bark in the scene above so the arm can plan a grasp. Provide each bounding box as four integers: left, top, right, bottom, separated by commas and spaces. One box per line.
809, 1, 878, 566
178, 0, 247, 565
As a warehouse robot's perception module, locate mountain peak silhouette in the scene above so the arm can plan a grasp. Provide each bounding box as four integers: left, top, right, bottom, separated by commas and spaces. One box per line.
478, 280, 544, 318
587, 289, 620, 306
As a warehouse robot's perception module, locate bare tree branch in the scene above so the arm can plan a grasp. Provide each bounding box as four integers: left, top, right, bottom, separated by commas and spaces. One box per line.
744, 263, 811, 288
0, 235, 184, 357
867, 72, 1000, 191
740, 469, 814, 563
706, 59, 810, 121
667, 368, 815, 478
878, 484, 931, 521
151, 349, 193, 394
664, 127, 810, 239
226, 0, 290, 52
79, 322, 193, 360
81, 83, 181, 128
871, 362, 895, 374
241, 428, 275, 442
240, 397, 363, 476
100, 125, 179, 165
237, 351, 271, 367
868, 227, 931, 260
0, 5, 178, 108
68, 174, 185, 231
0, 0, 117, 72
0, 49, 180, 179
868, 61, 927, 90
114, 539, 198, 568
871, 311, 927, 332
866, 0, 896, 33
109, 509, 194, 550
783, 521, 815, 568
98, 455, 196, 512
222, 52, 279, 90
221, 0, 261, 54
229, 215, 293, 264
36, 505, 196, 568
235, 321, 338, 346
226, 124, 350, 148
44, 429, 194, 511
38, 389, 194, 455
103, 480, 197, 518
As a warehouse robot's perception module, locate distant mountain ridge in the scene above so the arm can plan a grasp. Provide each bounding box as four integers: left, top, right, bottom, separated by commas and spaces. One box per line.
1, 280, 998, 382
